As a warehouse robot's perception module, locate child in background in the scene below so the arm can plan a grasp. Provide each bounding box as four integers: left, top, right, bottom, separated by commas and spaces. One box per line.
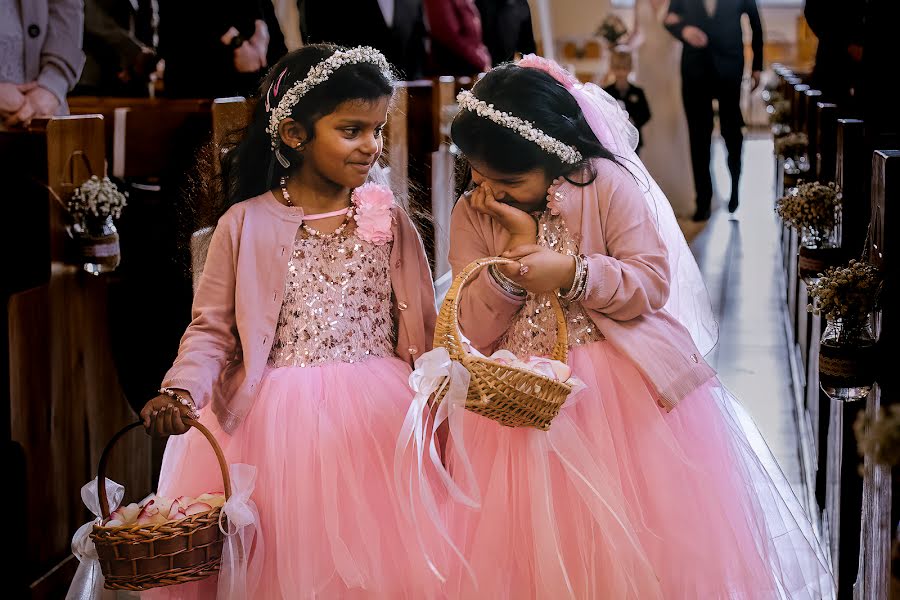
603, 49, 651, 155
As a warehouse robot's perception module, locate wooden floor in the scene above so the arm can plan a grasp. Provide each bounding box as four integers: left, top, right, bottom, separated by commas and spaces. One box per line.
689, 135, 804, 496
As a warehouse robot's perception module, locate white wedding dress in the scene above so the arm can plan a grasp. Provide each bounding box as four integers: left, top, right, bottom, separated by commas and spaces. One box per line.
635, 0, 696, 217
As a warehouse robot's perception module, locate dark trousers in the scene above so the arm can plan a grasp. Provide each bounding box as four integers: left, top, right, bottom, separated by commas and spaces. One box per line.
682, 67, 744, 214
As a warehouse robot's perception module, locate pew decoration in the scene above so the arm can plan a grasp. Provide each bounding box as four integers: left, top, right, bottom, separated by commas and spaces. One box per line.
595, 15, 629, 47
766, 98, 791, 137
807, 260, 881, 401
853, 407, 900, 592
855, 404, 900, 471
776, 181, 843, 283
66, 175, 127, 275
775, 132, 810, 177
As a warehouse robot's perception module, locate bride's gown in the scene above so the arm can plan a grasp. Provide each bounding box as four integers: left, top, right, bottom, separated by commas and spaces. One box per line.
635, 0, 696, 217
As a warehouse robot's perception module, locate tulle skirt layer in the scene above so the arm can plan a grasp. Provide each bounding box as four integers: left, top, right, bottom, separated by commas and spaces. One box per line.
147, 357, 444, 599
444, 341, 835, 599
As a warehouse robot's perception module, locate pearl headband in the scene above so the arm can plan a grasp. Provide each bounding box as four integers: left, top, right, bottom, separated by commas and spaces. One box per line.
266, 46, 392, 149
456, 90, 583, 165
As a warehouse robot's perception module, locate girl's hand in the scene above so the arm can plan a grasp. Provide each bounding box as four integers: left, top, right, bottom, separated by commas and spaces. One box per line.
503, 244, 577, 294
466, 183, 537, 245
140, 394, 193, 437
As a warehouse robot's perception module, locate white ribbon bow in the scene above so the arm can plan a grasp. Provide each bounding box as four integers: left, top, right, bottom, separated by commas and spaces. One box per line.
217, 463, 263, 600
395, 347, 480, 584
65, 477, 124, 600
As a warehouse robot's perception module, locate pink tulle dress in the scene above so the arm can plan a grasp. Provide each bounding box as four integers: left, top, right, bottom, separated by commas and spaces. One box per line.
443, 210, 835, 599
147, 228, 443, 599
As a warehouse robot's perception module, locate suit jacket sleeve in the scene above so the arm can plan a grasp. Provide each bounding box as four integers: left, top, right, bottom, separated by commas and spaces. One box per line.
664, 0, 688, 42
84, 0, 146, 68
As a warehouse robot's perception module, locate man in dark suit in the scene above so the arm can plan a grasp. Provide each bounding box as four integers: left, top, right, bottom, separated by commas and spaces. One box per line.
665, 0, 763, 221
158, 0, 286, 99
76, 0, 158, 96
301, 0, 427, 79
803, 0, 864, 109
475, 0, 537, 66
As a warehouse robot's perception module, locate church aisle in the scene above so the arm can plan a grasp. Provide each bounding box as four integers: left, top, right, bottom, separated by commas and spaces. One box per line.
690, 135, 806, 499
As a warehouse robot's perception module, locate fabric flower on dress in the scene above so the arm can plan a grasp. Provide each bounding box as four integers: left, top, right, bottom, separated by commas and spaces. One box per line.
353, 183, 394, 245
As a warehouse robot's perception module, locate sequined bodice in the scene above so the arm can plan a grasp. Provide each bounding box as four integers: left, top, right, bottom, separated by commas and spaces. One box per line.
498, 211, 604, 357
268, 230, 395, 368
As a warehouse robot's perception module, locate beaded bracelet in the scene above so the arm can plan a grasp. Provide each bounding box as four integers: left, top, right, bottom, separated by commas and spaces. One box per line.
489, 263, 527, 297
559, 254, 588, 303
159, 387, 201, 419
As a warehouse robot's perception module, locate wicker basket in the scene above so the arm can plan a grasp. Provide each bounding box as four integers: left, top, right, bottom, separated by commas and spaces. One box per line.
433, 257, 573, 430
90, 419, 231, 590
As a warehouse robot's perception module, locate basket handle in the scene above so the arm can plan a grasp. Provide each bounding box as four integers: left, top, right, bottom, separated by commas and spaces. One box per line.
96, 419, 232, 521
436, 257, 568, 364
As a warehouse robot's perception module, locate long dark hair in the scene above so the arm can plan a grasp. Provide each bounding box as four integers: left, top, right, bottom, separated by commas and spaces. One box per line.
450, 64, 620, 187
220, 44, 395, 215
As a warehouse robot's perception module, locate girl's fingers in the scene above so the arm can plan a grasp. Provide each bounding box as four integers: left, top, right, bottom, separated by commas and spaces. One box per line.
503, 244, 544, 258
468, 185, 487, 214
172, 408, 189, 434
152, 410, 165, 437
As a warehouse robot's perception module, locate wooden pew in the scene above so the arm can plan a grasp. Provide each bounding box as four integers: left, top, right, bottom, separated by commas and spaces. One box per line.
793, 89, 825, 373
431, 75, 475, 280
803, 90, 824, 179
188, 97, 256, 288
386, 80, 437, 218
816, 102, 839, 184
791, 83, 811, 135
821, 127, 884, 598
851, 149, 899, 600
836, 119, 868, 260
2, 116, 152, 598
804, 102, 840, 514
68, 96, 211, 177
67, 98, 211, 420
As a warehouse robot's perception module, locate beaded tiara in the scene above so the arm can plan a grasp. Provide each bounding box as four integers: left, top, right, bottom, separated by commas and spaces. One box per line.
266, 46, 392, 149
456, 89, 583, 165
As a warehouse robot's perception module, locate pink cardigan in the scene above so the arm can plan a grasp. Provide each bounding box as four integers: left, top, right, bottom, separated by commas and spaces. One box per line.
449, 159, 716, 410
162, 191, 436, 433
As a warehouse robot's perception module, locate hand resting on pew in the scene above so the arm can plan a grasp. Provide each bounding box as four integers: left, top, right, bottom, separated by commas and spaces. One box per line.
1, 81, 60, 128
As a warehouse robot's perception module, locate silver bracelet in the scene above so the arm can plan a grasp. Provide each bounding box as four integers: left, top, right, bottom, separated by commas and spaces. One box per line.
489, 263, 527, 297
559, 254, 588, 303
559, 255, 583, 302
159, 387, 201, 418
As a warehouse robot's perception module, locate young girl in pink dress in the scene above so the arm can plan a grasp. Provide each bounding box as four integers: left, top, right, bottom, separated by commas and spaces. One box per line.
433, 56, 835, 599
139, 45, 442, 598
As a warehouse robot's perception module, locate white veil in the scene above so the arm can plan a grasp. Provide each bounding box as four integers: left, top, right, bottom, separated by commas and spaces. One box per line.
519, 54, 718, 354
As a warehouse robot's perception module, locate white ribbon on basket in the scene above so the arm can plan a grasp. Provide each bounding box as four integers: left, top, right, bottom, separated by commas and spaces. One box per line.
395, 347, 480, 584
217, 463, 263, 600
66, 477, 125, 600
